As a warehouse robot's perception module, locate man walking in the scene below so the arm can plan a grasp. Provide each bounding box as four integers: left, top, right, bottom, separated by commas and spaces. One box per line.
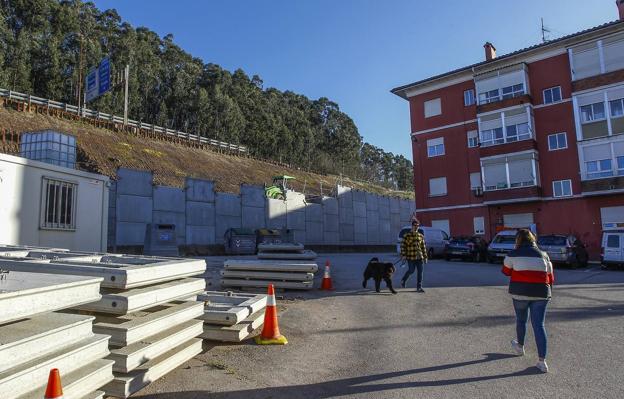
400, 219, 428, 292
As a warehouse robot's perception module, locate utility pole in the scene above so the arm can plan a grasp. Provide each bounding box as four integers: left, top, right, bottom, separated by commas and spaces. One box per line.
77, 34, 84, 113
123, 64, 129, 126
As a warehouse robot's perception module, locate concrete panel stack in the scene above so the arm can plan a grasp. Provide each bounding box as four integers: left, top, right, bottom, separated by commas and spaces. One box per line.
256, 242, 318, 260
352, 190, 368, 244
266, 198, 287, 229
286, 192, 307, 244
241, 184, 267, 231
153, 186, 186, 246
215, 192, 242, 244
366, 193, 380, 245
378, 196, 393, 244
337, 185, 355, 245
305, 202, 324, 244
0, 270, 113, 398
185, 178, 216, 246
0, 248, 206, 399
115, 168, 154, 247
322, 197, 340, 244
196, 291, 267, 342
221, 259, 319, 290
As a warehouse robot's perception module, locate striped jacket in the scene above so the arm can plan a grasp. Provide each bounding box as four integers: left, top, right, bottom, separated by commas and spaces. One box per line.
400, 230, 428, 261
502, 244, 554, 299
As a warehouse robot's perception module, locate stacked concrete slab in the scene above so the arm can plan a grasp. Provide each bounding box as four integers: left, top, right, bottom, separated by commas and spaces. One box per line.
221, 259, 319, 290
196, 291, 267, 342
0, 247, 206, 398
0, 270, 113, 399
256, 242, 318, 261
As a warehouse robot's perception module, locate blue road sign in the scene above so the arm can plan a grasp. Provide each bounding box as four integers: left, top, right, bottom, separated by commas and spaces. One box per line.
98, 57, 110, 95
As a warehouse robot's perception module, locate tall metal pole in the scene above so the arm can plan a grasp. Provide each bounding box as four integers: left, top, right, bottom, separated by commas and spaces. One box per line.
123, 64, 129, 126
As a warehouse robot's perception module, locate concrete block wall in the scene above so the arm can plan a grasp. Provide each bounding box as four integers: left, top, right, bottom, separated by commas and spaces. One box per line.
109, 168, 415, 250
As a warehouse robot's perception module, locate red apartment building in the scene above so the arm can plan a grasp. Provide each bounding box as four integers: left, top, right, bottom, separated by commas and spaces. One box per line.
392, 2, 624, 258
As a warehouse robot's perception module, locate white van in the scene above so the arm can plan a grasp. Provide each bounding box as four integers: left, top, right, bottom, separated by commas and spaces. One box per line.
396, 226, 450, 258
601, 230, 624, 269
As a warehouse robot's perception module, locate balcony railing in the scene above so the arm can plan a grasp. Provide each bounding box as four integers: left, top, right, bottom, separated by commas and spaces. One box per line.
478, 105, 534, 148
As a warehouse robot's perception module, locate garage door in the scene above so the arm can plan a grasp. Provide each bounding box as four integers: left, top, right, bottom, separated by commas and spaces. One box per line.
503, 213, 534, 228
601, 206, 624, 229
431, 219, 450, 236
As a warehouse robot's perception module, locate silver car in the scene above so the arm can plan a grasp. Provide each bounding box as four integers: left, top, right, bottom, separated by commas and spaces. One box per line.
487, 230, 518, 263
537, 234, 588, 268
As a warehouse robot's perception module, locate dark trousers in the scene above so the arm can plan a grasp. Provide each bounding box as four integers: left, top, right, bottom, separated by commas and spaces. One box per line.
402, 259, 424, 289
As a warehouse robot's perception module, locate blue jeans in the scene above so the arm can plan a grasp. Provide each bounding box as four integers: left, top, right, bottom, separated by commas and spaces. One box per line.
512, 299, 549, 358
402, 260, 424, 289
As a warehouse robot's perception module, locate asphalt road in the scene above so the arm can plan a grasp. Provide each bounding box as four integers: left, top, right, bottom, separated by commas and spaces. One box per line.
136, 253, 624, 399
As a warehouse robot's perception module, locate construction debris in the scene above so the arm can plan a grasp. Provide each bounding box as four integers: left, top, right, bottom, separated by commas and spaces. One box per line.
0, 270, 113, 398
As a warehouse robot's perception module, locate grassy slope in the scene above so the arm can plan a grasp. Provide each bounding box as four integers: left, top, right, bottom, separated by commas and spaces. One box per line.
0, 107, 414, 199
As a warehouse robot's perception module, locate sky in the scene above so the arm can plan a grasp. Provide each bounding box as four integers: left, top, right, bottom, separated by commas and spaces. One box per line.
91, 0, 617, 160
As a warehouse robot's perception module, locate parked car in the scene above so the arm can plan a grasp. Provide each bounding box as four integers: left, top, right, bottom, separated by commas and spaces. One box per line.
601, 230, 624, 269
396, 226, 450, 258
444, 236, 489, 262
537, 234, 588, 268
487, 230, 518, 263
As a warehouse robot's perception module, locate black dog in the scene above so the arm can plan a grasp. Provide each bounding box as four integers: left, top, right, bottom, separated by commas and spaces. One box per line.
363, 257, 397, 294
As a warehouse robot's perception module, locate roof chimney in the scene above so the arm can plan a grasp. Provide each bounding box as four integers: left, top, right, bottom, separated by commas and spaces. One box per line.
484, 42, 497, 61
618, 0, 624, 20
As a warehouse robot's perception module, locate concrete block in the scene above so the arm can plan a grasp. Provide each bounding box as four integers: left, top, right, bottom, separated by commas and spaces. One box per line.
257, 249, 316, 260
366, 193, 379, 211
354, 217, 367, 236
305, 203, 323, 222
380, 219, 393, 244
323, 212, 340, 232
242, 206, 266, 229
224, 259, 318, 273
339, 205, 354, 223
0, 334, 110, 398
215, 215, 242, 243
352, 190, 366, 203
258, 242, 304, 252
186, 201, 215, 226
285, 194, 306, 212
186, 225, 216, 245
391, 213, 403, 230
400, 199, 411, 210
117, 195, 153, 223
267, 198, 287, 229
222, 270, 314, 281
400, 207, 411, 224
153, 186, 185, 212
353, 201, 367, 218
199, 310, 265, 342
103, 338, 202, 399
93, 301, 204, 347
322, 197, 339, 215
367, 222, 380, 244
390, 197, 400, 213
0, 313, 94, 373
115, 222, 147, 246
197, 291, 267, 326
76, 278, 206, 315
293, 230, 306, 244
287, 210, 306, 231
367, 211, 380, 227
221, 279, 313, 290
240, 184, 266, 208
305, 221, 324, 244
324, 231, 340, 245
354, 232, 368, 244
379, 197, 390, 220
116, 168, 152, 197
185, 178, 215, 202
215, 192, 241, 217
108, 320, 203, 373
339, 223, 354, 243
0, 271, 102, 324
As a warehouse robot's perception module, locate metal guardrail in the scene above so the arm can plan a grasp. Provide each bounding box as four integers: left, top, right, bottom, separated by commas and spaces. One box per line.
0, 88, 248, 154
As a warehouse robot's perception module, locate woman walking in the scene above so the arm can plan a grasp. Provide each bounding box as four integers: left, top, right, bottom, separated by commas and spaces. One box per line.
502, 229, 554, 373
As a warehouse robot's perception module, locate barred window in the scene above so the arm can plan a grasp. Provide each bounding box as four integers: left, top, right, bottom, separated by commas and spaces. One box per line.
40, 177, 77, 230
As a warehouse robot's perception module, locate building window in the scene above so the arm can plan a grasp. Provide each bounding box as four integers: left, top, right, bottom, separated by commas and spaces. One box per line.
501, 83, 525, 99
40, 177, 77, 230
617, 156, 624, 175
473, 216, 485, 235
548, 133, 568, 151
427, 138, 445, 157
586, 159, 613, 179
424, 98, 442, 118
505, 122, 530, 142
611, 98, 624, 118
467, 130, 479, 148
480, 127, 504, 146
580, 102, 606, 123
482, 155, 538, 191
543, 86, 562, 104
429, 177, 447, 197
479, 89, 500, 105
552, 179, 573, 197
464, 89, 475, 106
470, 172, 482, 190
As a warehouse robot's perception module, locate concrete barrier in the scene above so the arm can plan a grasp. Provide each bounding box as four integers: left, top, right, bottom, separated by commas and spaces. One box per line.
185, 178, 215, 203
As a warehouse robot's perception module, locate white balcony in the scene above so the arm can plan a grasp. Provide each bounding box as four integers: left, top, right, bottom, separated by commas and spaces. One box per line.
578, 137, 624, 181
481, 151, 540, 192
573, 85, 624, 141
475, 64, 530, 105
478, 105, 534, 147
569, 32, 624, 81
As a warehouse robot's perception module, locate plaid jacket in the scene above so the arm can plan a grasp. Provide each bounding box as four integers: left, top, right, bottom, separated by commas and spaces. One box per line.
400, 230, 428, 261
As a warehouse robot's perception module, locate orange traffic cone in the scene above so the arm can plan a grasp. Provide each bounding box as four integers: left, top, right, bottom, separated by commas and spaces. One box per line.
320, 260, 334, 290
255, 284, 288, 345
44, 368, 63, 399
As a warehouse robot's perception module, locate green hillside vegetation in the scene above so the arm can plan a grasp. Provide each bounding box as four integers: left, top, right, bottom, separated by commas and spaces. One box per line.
0, 0, 413, 191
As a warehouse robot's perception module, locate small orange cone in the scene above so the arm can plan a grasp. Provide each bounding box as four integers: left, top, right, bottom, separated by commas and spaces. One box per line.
320, 260, 334, 291
255, 284, 288, 345
44, 368, 64, 399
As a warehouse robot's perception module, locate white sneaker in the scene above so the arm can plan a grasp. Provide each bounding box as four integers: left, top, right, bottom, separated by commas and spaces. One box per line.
536, 360, 549, 373
511, 339, 525, 356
